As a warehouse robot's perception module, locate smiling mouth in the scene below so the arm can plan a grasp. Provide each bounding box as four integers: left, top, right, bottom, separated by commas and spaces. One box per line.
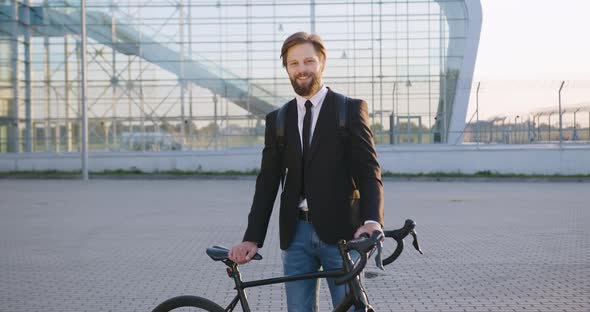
297, 77, 313, 85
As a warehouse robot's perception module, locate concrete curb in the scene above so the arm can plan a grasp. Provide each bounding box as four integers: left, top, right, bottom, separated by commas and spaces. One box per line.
382, 176, 590, 183
1, 174, 589, 182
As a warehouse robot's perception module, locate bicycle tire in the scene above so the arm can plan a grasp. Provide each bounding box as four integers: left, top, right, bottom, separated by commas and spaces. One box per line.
151, 295, 225, 312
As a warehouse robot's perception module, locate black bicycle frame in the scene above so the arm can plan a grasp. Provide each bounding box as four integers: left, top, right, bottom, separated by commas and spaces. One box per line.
223, 244, 371, 312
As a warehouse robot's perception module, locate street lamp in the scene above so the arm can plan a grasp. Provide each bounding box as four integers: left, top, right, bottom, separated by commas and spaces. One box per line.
513, 115, 520, 143
80, 0, 89, 180
390, 81, 397, 144
405, 79, 412, 144
558, 81, 565, 145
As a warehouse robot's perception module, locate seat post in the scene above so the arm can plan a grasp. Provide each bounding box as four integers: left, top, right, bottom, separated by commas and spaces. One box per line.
226, 262, 251, 312
222, 261, 245, 291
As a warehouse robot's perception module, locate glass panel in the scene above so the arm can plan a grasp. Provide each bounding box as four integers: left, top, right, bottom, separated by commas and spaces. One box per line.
0, 0, 477, 151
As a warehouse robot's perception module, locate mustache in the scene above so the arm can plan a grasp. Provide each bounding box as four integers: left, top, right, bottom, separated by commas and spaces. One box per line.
296, 73, 312, 78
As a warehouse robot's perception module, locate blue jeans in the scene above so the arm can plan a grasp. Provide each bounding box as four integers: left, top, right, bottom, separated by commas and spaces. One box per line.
282, 221, 361, 312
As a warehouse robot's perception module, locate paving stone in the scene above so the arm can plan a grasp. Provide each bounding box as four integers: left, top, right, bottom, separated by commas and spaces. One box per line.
0, 180, 588, 311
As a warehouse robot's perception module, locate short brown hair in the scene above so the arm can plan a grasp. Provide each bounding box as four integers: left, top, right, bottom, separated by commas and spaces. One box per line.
280, 32, 326, 68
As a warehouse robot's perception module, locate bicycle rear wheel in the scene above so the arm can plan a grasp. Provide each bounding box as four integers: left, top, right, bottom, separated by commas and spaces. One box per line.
151, 295, 225, 312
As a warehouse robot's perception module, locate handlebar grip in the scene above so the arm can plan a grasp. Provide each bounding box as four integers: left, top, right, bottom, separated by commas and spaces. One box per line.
333, 231, 382, 285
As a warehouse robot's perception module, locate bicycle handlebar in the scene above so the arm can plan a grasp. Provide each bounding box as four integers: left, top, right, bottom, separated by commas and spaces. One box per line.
334, 219, 423, 285
382, 219, 423, 265
333, 231, 383, 285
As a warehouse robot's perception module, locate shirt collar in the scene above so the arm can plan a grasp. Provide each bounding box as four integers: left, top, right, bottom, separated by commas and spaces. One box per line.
295, 85, 328, 110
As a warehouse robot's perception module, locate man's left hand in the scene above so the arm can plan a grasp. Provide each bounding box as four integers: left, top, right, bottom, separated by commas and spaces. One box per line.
354, 222, 383, 238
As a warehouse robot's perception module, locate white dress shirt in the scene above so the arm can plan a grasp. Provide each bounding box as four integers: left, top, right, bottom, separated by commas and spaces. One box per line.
295, 85, 328, 210
295, 85, 329, 152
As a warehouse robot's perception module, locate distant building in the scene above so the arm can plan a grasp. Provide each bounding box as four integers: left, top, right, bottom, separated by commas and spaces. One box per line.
0, 0, 482, 152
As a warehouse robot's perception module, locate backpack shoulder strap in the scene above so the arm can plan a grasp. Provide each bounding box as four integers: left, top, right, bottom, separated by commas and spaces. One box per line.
332, 91, 349, 135
275, 100, 291, 190
332, 91, 357, 189
276, 101, 290, 149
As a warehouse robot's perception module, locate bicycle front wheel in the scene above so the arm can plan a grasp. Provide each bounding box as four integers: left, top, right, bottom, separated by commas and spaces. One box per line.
152, 295, 225, 312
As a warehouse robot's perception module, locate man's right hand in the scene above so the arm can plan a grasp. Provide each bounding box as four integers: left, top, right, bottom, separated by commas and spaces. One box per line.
228, 241, 258, 264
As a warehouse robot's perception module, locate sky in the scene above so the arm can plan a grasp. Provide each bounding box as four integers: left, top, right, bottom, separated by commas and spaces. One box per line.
468, 0, 590, 120
32, 0, 586, 124
474, 0, 590, 80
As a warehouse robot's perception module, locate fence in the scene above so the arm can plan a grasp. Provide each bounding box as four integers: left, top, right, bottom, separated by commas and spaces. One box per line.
1, 80, 589, 152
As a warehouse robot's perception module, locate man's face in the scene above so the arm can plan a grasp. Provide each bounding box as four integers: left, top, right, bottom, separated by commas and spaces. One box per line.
285, 43, 325, 97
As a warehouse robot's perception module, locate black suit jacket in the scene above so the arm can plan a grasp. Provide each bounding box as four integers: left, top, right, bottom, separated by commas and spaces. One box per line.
243, 89, 384, 250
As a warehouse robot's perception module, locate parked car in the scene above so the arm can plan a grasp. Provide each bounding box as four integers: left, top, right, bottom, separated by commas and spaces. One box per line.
119, 132, 182, 151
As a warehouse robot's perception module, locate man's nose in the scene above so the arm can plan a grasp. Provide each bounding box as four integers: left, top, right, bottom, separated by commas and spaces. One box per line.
294, 63, 309, 74
293, 69, 303, 77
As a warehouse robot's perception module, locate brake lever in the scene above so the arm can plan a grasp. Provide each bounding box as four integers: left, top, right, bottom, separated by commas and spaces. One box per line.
411, 230, 423, 254
374, 239, 384, 270
356, 231, 385, 271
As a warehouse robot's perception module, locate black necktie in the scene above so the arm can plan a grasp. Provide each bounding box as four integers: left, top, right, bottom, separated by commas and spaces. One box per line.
301, 100, 313, 197
303, 100, 313, 159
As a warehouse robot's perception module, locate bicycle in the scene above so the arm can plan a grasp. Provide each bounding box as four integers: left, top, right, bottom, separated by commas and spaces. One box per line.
152, 219, 423, 312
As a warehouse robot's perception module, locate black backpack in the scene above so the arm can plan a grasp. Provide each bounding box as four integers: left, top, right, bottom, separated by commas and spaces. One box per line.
275, 92, 350, 188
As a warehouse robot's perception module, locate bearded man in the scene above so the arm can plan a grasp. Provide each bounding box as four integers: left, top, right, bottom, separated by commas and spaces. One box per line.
229, 32, 384, 312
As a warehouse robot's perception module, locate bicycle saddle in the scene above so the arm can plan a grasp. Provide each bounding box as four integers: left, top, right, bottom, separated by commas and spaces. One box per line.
206, 245, 263, 261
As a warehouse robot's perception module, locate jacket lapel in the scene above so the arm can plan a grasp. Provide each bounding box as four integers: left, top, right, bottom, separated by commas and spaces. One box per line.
305, 90, 333, 167
286, 99, 302, 159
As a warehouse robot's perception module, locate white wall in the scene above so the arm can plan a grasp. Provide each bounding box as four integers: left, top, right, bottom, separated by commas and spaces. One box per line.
377, 144, 590, 175
1, 144, 589, 175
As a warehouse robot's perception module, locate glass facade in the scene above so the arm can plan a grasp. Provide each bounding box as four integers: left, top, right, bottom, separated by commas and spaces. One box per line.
0, 0, 478, 153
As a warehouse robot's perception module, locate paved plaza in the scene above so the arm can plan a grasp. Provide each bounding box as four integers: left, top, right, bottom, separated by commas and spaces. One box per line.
0, 179, 588, 312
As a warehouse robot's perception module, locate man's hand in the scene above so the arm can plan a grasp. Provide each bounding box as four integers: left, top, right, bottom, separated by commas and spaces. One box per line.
354, 222, 383, 239
228, 241, 258, 264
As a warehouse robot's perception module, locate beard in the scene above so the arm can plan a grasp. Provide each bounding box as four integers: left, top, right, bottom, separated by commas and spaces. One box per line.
289, 72, 321, 97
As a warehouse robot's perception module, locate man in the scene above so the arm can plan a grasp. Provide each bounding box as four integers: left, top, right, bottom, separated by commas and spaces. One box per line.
229, 32, 384, 311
